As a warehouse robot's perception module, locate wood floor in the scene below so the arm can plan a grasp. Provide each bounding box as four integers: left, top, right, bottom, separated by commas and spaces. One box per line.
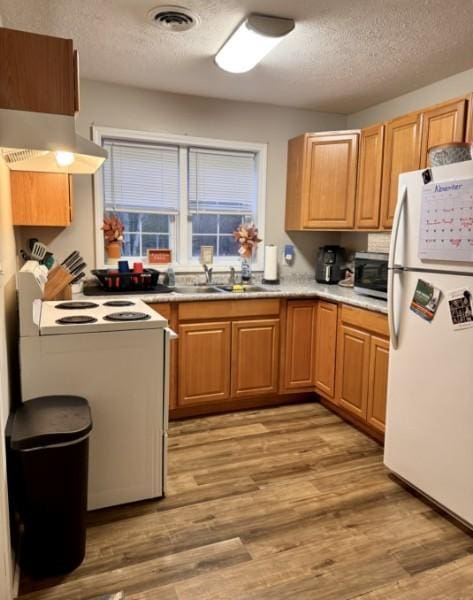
17, 402, 473, 600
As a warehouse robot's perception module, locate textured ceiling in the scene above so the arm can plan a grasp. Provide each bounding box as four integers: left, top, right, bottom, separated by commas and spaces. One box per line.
1, 0, 473, 113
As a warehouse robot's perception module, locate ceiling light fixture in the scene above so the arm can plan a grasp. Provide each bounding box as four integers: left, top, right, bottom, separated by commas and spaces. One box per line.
215, 14, 295, 74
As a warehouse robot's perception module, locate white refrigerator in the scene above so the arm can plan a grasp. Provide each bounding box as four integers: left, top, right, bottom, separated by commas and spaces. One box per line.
384, 159, 473, 527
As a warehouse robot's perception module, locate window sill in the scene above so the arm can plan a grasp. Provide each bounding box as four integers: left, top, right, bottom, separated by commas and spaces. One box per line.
99, 262, 263, 274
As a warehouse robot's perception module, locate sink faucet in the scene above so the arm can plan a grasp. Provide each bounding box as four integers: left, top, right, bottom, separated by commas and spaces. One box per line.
228, 266, 236, 285
203, 264, 213, 284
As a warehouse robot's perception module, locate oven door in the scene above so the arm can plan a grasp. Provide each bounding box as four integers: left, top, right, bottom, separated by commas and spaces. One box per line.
354, 255, 388, 299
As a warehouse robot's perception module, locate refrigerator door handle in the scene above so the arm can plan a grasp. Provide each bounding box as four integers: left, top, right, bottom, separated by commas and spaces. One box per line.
389, 185, 408, 271
388, 267, 401, 350
388, 186, 407, 350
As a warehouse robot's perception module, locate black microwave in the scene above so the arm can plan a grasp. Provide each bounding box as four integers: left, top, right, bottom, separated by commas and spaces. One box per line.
354, 252, 388, 300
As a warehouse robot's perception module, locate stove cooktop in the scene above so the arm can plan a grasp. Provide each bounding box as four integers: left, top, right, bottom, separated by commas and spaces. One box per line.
39, 297, 167, 335
103, 311, 151, 322
56, 315, 98, 325
55, 301, 99, 310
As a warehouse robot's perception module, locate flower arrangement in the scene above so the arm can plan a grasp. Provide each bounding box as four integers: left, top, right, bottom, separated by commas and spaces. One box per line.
102, 214, 124, 245
232, 222, 262, 259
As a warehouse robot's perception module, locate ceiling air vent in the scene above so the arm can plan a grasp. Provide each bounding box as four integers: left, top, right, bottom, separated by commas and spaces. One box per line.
148, 5, 200, 32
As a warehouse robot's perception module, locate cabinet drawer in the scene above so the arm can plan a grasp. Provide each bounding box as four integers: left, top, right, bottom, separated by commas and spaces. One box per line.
340, 305, 389, 337
178, 299, 280, 321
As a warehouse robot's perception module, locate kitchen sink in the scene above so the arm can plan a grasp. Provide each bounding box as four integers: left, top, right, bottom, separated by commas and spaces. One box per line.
172, 286, 225, 294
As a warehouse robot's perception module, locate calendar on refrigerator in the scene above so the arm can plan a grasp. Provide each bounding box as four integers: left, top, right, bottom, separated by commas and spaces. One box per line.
418, 177, 473, 262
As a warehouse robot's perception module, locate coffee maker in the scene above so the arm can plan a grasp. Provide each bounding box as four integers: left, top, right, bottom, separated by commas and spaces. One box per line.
315, 246, 346, 284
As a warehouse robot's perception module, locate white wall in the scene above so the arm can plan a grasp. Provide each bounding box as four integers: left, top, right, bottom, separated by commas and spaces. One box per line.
19, 79, 347, 275
348, 67, 473, 128
0, 158, 18, 600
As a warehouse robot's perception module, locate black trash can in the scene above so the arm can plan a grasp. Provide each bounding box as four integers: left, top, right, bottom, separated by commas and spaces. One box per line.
9, 395, 92, 578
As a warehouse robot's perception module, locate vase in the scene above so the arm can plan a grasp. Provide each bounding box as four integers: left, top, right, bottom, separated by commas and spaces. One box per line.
107, 241, 122, 264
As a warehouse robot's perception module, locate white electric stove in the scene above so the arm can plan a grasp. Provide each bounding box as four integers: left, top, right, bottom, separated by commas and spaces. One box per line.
18, 262, 174, 510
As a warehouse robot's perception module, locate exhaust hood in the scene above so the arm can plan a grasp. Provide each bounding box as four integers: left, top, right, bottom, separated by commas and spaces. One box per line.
0, 108, 107, 174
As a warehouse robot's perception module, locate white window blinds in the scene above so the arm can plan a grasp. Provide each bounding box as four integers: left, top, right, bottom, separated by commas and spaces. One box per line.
102, 139, 179, 213
188, 147, 257, 214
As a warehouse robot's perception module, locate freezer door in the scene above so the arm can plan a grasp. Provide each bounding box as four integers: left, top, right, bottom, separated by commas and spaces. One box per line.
392, 161, 473, 272
385, 268, 473, 525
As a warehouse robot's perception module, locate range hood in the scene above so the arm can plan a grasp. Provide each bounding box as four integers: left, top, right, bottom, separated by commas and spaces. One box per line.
0, 108, 107, 174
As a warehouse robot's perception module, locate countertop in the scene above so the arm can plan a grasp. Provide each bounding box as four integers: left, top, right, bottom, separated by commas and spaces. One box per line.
79, 281, 388, 315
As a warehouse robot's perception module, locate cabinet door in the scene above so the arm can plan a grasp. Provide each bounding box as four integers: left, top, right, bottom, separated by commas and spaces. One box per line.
314, 301, 338, 399
355, 124, 384, 229
178, 321, 231, 406
336, 324, 370, 419
0, 27, 76, 116
285, 135, 306, 230
366, 335, 389, 434
283, 301, 316, 390
381, 112, 422, 229
11, 172, 73, 226
231, 319, 279, 398
421, 98, 467, 168
466, 94, 473, 142
303, 132, 359, 229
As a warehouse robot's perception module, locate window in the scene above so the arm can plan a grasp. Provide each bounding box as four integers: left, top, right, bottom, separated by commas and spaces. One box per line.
188, 148, 257, 261
102, 140, 178, 258
94, 128, 266, 270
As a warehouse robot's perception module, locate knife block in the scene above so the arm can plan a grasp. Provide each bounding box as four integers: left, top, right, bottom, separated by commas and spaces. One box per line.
43, 266, 74, 301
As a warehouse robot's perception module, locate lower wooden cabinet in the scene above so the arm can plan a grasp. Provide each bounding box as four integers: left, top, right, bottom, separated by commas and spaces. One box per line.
336, 324, 371, 418
150, 298, 388, 441
231, 319, 280, 398
283, 300, 316, 391
366, 335, 390, 433
178, 321, 231, 406
332, 306, 390, 436
314, 301, 338, 399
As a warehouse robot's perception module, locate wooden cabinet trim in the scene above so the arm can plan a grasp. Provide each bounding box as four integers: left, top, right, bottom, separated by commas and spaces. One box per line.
231, 318, 280, 399
355, 124, 384, 229
178, 298, 280, 321
466, 93, 473, 142
285, 135, 307, 230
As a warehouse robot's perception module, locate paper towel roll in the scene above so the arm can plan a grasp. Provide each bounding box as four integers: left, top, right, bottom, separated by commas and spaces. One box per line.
263, 245, 279, 283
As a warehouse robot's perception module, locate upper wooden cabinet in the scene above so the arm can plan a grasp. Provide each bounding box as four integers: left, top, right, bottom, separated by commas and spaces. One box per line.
0, 27, 79, 116
467, 93, 473, 142
380, 112, 423, 228
286, 93, 472, 233
11, 172, 73, 226
285, 131, 359, 230
420, 97, 468, 167
355, 124, 384, 229
314, 301, 338, 399
282, 300, 317, 391
231, 319, 280, 399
